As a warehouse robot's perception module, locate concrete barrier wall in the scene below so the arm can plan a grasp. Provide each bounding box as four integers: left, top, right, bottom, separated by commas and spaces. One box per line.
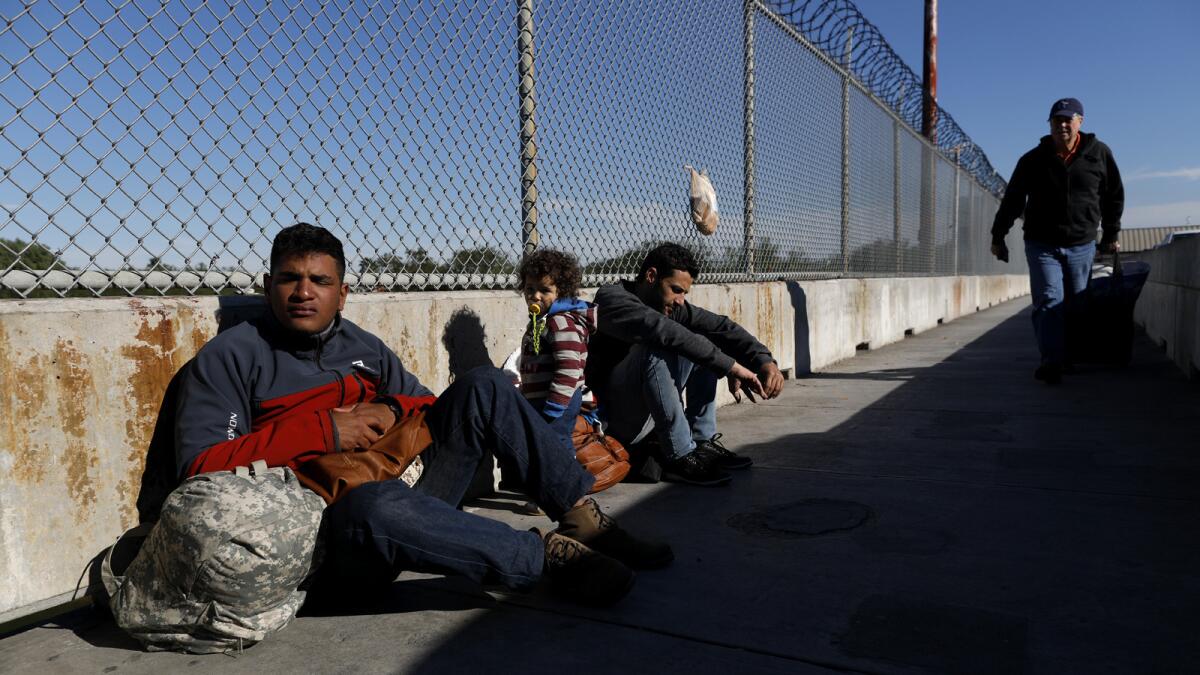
0, 274, 1027, 620
790, 274, 1031, 371
1131, 238, 1200, 378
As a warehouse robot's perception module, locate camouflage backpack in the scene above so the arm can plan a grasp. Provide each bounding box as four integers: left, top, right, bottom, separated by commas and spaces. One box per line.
102, 461, 326, 654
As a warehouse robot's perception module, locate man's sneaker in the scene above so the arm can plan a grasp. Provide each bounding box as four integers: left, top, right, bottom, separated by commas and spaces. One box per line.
1034, 363, 1063, 385
538, 529, 634, 606
694, 433, 753, 470
661, 451, 732, 486
555, 498, 674, 569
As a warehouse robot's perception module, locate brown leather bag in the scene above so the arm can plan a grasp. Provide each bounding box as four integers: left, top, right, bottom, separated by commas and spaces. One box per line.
572, 415, 630, 493
296, 410, 433, 504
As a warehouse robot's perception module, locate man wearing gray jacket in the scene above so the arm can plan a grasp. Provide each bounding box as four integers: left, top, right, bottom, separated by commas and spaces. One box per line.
587, 243, 784, 486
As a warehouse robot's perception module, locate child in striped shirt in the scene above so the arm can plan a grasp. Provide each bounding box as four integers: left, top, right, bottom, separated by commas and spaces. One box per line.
517, 249, 597, 422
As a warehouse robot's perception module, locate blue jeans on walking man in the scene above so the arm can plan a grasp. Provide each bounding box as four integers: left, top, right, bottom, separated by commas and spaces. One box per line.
319, 367, 595, 592
599, 345, 719, 460
1025, 240, 1095, 366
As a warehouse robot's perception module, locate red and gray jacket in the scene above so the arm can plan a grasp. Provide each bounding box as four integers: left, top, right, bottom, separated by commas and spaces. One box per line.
174, 313, 435, 479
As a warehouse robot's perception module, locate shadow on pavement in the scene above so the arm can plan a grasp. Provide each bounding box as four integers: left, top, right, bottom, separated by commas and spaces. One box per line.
403, 304, 1200, 674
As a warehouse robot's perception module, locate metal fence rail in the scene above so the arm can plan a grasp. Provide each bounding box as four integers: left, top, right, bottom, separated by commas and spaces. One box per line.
0, 0, 1024, 298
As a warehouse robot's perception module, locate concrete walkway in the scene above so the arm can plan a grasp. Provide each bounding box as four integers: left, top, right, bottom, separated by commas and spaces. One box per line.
3, 298, 1198, 674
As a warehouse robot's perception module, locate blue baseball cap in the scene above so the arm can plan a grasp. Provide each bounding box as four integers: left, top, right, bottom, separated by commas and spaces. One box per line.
1048, 97, 1084, 119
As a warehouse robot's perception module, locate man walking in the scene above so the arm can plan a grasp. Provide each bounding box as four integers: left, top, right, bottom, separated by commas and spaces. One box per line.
991, 97, 1124, 384
587, 243, 784, 486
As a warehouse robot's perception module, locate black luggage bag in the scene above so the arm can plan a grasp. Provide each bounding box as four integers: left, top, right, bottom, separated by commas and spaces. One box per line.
1066, 252, 1150, 366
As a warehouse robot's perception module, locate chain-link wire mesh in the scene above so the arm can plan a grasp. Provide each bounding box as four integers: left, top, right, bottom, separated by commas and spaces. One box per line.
1, 0, 1024, 298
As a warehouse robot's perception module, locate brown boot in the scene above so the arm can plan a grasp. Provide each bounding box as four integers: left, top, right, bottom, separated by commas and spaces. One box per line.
537, 529, 634, 606
555, 498, 674, 570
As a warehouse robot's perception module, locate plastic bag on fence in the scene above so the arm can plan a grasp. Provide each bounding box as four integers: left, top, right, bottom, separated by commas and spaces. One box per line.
685, 165, 719, 236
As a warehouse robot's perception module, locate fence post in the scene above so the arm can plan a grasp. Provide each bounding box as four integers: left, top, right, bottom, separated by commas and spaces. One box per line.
518, 0, 539, 257
893, 119, 901, 274
743, 0, 756, 277
952, 147, 961, 276
840, 26, 853, 277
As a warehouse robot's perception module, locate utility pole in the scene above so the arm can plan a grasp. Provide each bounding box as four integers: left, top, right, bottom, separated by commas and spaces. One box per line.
922, 0, 938, 141
919, 0, 938, 273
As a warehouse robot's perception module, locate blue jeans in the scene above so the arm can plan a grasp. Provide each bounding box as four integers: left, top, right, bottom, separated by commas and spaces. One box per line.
599, 346, 719, 461
320, 367, 594, 591
1025, 240, 1095, 365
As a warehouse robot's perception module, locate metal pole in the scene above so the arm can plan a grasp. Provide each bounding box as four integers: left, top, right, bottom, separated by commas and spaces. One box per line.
920, 0, 937, 274
743, 0, 756, 277
893, 119, 902, 273
952, 147, 961, 275
840, 26, 853, 277
518, 0, 539, 257
922, 0, 938, 141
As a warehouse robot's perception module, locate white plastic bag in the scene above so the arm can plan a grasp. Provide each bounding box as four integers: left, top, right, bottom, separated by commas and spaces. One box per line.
685, 165, 719, 236
501, 347, 522, 387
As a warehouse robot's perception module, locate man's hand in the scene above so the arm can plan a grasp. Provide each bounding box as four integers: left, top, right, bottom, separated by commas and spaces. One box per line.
330, 402, 396, 452
990, 242, 1009, 262
727, 362, 766, 403
1099, 240, 1121, 254
758, 362, 785, 399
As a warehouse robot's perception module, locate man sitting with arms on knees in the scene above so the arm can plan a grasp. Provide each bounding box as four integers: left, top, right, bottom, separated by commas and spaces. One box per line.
174, 222, 670, 606
587, 243, 784, 487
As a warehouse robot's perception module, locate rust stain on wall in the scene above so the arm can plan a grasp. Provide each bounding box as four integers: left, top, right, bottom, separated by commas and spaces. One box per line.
0, 323, 55, 484
190, 320, 209, 356
727, 289, 744, 326
756, 286, 778, 354
116, 306, 211, 523
52, 338, 98, 522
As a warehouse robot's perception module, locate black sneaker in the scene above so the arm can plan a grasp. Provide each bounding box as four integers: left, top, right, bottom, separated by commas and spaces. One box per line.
662, 451, 732, 486
694, 434, 753, 470
1034, 363, 1063, 385
539, 530, 634, 606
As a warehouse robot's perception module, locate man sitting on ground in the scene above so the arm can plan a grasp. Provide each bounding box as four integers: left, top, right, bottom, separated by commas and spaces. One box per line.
587, 243, 784, 486
173, 223, 671, 606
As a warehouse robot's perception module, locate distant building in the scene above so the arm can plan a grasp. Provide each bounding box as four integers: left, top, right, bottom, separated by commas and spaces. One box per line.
1102, 225, 1200, 252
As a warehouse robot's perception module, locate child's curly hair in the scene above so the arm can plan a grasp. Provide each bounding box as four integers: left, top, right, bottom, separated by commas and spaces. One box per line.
517, 248, 582, 299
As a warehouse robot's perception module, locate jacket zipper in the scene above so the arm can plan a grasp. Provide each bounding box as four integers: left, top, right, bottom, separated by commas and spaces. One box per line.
351, 372, 369, 404
314, 336, 346, 405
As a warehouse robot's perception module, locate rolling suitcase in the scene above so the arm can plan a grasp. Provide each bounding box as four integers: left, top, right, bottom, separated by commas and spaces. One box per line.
1066, 252, 1150, 366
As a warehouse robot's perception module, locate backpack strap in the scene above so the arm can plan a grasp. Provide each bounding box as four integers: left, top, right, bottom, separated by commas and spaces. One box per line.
100, 522, 155, 597
234, 460, 269, 479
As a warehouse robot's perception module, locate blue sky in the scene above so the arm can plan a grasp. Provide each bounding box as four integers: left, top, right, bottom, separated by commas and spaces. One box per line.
851, 0, 1200, 229
2, 0, 1187, 275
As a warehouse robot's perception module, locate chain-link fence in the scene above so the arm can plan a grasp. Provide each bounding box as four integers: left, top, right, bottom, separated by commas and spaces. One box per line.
0, 0, 1024, 298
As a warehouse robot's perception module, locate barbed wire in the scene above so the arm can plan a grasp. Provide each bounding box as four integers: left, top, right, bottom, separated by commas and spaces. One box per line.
766, 0, 1005, 195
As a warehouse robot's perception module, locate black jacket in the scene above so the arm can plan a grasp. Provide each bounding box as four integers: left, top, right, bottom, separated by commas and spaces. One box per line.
586, 280, 775, 397
991, 132, 1124, 248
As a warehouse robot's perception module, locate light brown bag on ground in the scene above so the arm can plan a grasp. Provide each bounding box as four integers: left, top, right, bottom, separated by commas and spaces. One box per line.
296, 410, 432, 504
686, 165, 719, 236
572, 415, 630, 493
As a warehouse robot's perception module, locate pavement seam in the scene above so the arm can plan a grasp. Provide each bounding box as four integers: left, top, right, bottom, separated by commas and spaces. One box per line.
749, 465, 1200, 503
